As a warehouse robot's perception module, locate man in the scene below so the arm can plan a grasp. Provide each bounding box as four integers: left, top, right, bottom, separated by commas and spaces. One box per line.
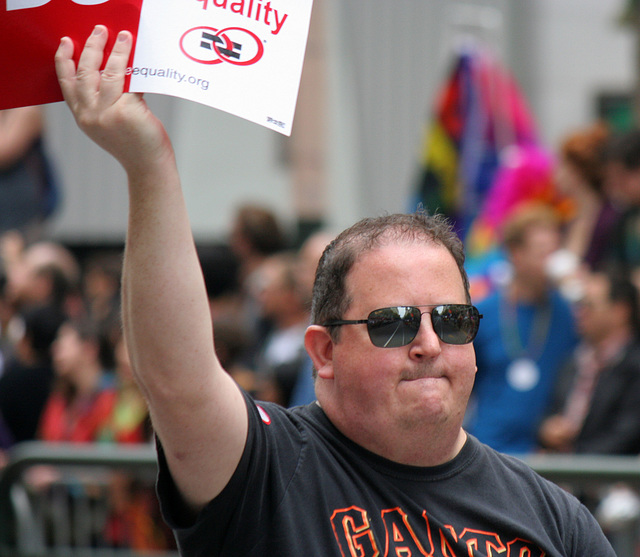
288, 229, 334, 406
466, 204, 579, 454
252, 252, 310, 405
539, 270, 640, 454
54, 27, 614, 555
603, 128, 640, 272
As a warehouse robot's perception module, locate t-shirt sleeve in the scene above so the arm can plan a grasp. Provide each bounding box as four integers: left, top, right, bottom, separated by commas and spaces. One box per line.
568, 501, 616, 556
155, 390, 306, 553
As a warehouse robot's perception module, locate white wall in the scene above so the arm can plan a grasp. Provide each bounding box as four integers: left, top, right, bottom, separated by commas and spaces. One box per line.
507, 0, 635, 149
172, 100, 293, 241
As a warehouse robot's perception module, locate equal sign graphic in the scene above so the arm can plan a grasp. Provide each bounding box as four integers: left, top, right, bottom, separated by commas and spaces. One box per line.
200, 32, 242, 59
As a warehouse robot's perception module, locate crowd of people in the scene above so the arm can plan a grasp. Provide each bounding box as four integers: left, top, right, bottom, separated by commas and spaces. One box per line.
466, 122, 640, 460
0, 198, 331, 548
0, 204, 334, 443
0, 25, 639, 554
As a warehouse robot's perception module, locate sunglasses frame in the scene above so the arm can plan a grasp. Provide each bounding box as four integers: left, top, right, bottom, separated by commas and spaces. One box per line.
323, 304, 482, 348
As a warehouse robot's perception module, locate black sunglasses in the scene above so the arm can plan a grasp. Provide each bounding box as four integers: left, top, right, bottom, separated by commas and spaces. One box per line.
323, 304, 482, 348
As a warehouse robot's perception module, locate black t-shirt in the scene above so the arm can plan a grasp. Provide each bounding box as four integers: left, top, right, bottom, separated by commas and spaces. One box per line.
157, 391, 614, 556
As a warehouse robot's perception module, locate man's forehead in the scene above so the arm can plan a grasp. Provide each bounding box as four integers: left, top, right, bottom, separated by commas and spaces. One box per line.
344, 240, 459, 289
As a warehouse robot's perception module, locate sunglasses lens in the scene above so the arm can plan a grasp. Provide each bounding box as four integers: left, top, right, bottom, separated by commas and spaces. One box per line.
364, 305, 480, 348
431, 305, 480, 345
367, 306, 421, 348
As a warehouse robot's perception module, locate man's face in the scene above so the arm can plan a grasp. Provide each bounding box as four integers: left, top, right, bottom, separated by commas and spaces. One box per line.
255, 260, 287, 319
321, 240, 477, 449
511, 224, 560, 284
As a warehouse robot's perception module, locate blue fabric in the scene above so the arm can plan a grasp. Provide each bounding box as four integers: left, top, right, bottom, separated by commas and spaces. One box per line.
288, 355, 316, 407
466, 289, 578, 454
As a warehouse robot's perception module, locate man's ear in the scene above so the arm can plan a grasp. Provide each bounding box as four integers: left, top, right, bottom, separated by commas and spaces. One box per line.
304, 325, 334, 379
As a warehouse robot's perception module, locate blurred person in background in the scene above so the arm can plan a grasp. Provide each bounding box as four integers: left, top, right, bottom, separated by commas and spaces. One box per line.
82, 250, 123, 331
548, 122, 619, 285
198, 242, 243, 322
539, 269, 640, 455
98, 332, 151, 444
229, 203, 287, 285
0, 233, 80, 373
252, 251, 310, 406
38, 317, 115, 443
0, 304, 66, 444
1, 232, 81, 317
229, 204, 288, 368
211, 317, 260, 398
27, 317, 116, 547
198, 242, 263, 396
602, 128, 640, 279
0, 107, 59, 241
465, 203, 579, 453
288, 230, 334, 407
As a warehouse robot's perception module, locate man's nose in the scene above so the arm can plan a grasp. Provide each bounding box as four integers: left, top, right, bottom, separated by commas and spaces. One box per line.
408, 313, 442, 358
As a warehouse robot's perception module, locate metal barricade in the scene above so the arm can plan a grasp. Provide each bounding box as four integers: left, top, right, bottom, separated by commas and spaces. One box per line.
521, 453, 640, 557
0, 442, 179, 557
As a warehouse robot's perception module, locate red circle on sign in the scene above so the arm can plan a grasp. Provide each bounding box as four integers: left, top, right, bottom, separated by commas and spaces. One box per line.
179, 26, 233, 65
214, 27, 264, 66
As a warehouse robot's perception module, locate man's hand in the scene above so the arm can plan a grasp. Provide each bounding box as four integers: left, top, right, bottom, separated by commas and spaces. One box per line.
538, 414, 577, 452
55, 25, 172, 176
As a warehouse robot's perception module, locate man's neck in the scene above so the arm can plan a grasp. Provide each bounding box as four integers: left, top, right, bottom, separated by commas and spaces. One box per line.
320, 394, 468, 467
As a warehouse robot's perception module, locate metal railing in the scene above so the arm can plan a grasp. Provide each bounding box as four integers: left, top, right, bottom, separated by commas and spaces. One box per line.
0, 442, 178, 557
521, 453, 640, 488
521, 453, 640, 557
2, 443, 640, 556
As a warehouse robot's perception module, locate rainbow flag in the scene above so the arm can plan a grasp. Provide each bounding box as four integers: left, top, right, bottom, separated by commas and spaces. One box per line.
412, 45, 577, 300
412, 45, 540, 248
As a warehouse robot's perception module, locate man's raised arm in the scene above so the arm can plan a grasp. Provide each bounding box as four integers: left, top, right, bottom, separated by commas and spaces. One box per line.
55, 26, 248, 512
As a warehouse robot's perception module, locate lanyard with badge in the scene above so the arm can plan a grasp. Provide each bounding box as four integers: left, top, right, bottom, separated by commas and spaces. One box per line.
499, 293, 552, 392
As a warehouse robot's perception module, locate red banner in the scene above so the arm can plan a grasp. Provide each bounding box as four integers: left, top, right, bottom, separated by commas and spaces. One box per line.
2, 0, 314, 134
0, 0, 143, 109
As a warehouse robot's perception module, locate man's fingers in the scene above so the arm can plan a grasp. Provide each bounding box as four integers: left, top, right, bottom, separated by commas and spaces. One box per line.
98, 31, 133, 107
77, 25, 108, 73
54, 25, 159, 170
54, 37, 78, 106
75, 25, 109, 106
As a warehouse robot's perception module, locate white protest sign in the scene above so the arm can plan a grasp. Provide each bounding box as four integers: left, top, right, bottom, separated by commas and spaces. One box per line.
130, 0, 313, 134
0, 0, 314, 135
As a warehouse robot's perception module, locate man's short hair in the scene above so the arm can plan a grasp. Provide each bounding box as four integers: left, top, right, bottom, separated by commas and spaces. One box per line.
310, 211, 470, 339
